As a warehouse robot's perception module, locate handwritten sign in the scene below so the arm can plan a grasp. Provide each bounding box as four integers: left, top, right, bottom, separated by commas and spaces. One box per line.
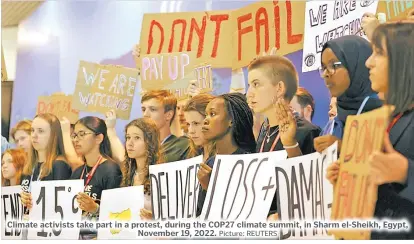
231, 0, 305, 69
376, 0, 413, 21
149, 156, 202, 220
1, 45, 7, 81
194, 64, 213, 94
37, 93, 80, 124
1, 186, 24, 240
201, 151, 287, 221
98, 186, 144, 240
140, 51, 196, 98
302, 0, 379, 72
276, 143, 337, 240
331, 106, 391, 240
28, 180, 83, 240
73, 61, 139, 120
140, 0, 305, 69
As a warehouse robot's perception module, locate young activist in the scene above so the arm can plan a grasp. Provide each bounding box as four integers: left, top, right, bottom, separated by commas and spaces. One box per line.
1, 148, 26, 186
141, 90, 191, 163
11, 120, 32, 153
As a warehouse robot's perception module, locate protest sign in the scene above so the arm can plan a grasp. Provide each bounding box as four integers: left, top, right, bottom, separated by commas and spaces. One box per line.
1, 46, 7, 81
331, 106, 392, 240
140, 51, 196, 98
194, 64, 213, 94
276, 143, 337, 240
27, 180, 83, 240
149, 155, 203, 220
231, 0, 305, 69
98, 186, 144, 240
376, 0, 413, 21
201, 151, 287, 221
73, 61, 139, 120
1, 186, 25, 240
37, 93, 80, 124
302, 0, 379, 72
140, 9, 232, 68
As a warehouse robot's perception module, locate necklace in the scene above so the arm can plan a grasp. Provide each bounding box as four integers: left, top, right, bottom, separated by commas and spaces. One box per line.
265, 126, 279, 143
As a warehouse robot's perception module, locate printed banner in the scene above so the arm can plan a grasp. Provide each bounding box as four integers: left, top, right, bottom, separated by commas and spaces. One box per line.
302, 0, 379, 72
27, 180, 83, 240
1, 186, 25, 240
276, 143, 337, 240
73, 61, 139, 120
37, 93, 80, 124
149, 155, 203, 220
231, 0, 305, 69
140, 51, 196, 99
331, 106, 392, 240
201, 151, 287, 221
98, 186, 144, 240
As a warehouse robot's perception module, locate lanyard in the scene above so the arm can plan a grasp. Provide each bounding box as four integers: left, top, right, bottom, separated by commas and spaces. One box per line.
259, 128, 281, 153
80, 155, 103, 190
387, 113, 404, 133
161, 134, 172, 145
357, 96, 371, 115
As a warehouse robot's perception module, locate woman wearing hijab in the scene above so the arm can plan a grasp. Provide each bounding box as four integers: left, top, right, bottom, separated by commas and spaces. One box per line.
314, 35, 383, 153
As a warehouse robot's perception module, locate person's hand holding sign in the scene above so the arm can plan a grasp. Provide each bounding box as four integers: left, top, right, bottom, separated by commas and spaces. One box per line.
187, 80, 201, 98
361, 12, 380, 41
77, 192, 99, 214
140, 209, 153, 220
60, 116, 71, 134
326, 161, 340, 185
197, 163, 212, 190
105, 110, 117, 129
314, 135, 342, 153
20, 191, 33, 209
369, 135, 409, 185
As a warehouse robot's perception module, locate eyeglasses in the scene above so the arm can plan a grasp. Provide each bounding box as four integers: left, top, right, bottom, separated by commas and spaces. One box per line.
318, 62, 343, 77
71, 131, 96, 140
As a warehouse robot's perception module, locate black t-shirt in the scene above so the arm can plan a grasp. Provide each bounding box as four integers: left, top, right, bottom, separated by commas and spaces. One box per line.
161, 135, 191, 163
70, 160, 122, 203
196, 148, 248, 217
256, 116, 321, 216
21, 160, 72, 192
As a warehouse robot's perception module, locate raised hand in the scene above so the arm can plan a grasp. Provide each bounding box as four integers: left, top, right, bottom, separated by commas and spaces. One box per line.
60, 116, 72, 134
187, 80, 201, 98
197, 163, 212, 190
105, 110, 117, 129
275, 98, 297, 147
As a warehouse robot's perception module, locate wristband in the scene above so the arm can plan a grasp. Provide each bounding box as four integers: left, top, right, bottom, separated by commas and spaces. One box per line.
283, 142, 299, 149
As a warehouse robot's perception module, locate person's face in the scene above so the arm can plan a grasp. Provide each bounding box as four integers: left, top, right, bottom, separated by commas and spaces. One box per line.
202, 98, 232, 142
247, 68, 282, 114
14, 130, 31, 152
328, 97, 338, 120
1, 153, 17, 180
184, 111, 206, 147
142, 98, 172, 130
31, 117, 51, 152
125, 126, 147, 159
366, 40, 389, 94
320, 48, 351, 97
72, 123, 101, 155
177, 99, 189, 132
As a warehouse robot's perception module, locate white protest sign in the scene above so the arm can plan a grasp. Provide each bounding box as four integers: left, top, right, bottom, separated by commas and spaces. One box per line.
302, 0, 379, 72
201, 151, 287, 221
98, 186, 144, 240
149, 155, 203, 220
1, 186, 25, 239
276, 142, 338, 240
28, 180, 83, 240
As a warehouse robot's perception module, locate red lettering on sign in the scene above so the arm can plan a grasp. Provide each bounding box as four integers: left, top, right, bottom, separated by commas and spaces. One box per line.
187, 17, 207, 58
273, 1, 281, 50
237, 13, 253, 61
255, 7, 269, 55
168, 19, 187, 52
210, 14, 230, 58
147, 20, 164, 54
343, 120, 358, 163
286, 0, 302, 44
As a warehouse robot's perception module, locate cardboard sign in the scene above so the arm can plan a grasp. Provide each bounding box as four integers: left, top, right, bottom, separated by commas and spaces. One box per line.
73, 61, 139, 120
140, 9, 232, 68
149, 155, 203, 220
28, 180, 83, 240
231, 0, 305, 69
376, 0, 413, 21
276, 143, 337, 240
331, 106, 392, 240
140, 51, 196, 97
302, 0, 379, 72
1, 46, 7, 81
194, 64, 213, 94
37, 93, 80, 124
1, 186, 25, 240
201, 151, 287, 221
140, 0, 305, 69
98, 186, 144, 240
